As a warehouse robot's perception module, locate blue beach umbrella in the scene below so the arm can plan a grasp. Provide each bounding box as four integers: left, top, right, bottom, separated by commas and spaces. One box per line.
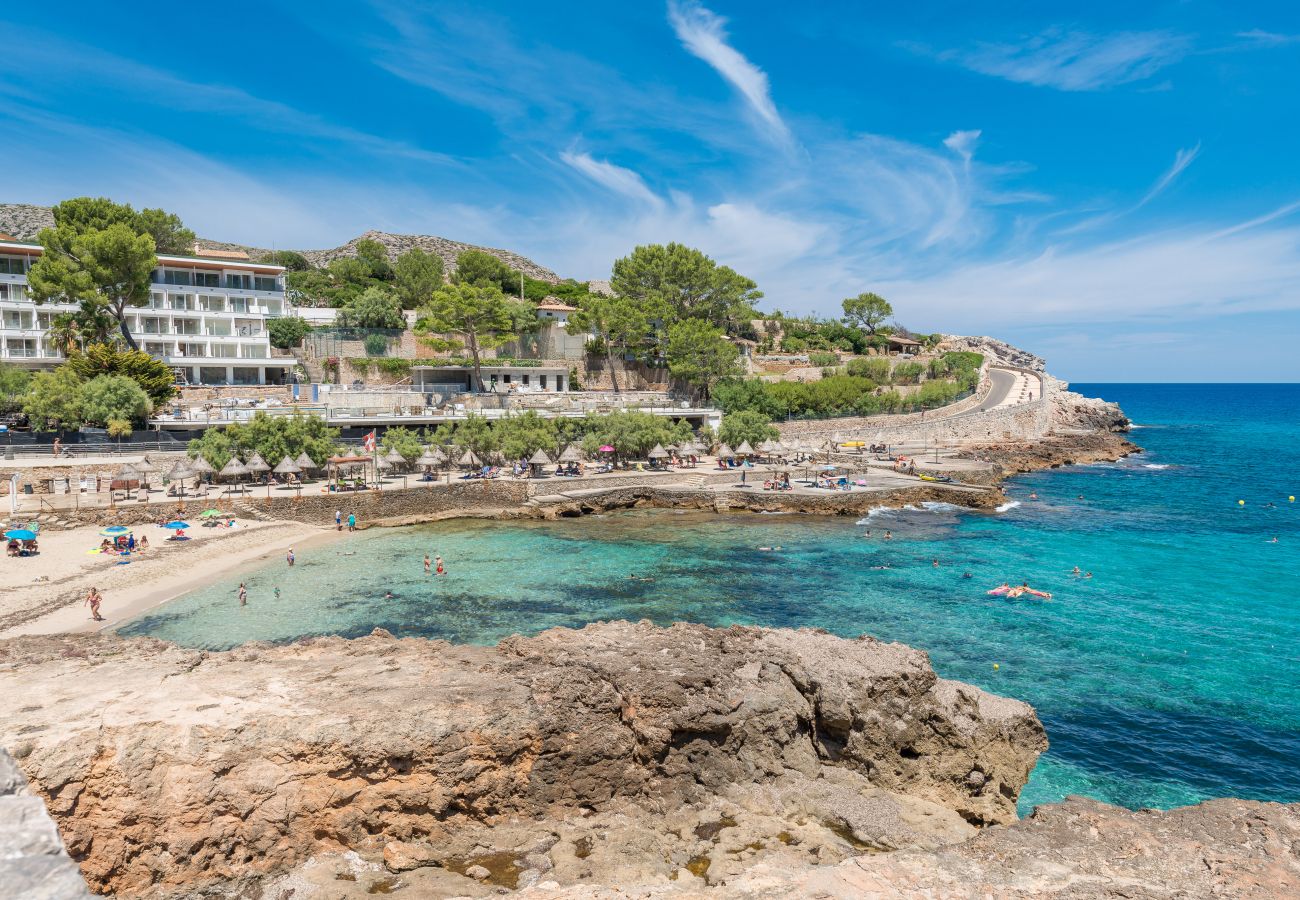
162, 521, 191, 530
100, 525, 130, 536
5, 529, 38, 541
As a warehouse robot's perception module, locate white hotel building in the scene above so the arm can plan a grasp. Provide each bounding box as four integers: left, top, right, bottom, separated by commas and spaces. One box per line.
0, 236, 292, 385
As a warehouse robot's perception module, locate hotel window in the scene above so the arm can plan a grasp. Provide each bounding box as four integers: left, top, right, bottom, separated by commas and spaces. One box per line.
229, 297, 248, 313
195, 271, 220, 288
0, 255, 27, 275
226, 273, 251, 290
162, 270, 193, 286
254, 275, 278, 292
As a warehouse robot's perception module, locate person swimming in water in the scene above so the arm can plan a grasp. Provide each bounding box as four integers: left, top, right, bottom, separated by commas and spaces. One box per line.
1071, 565, 1082, 577
424, 554, 431, 575
961, 572, 973, 579
435, 556, 445, 575
384, 591, 395, 599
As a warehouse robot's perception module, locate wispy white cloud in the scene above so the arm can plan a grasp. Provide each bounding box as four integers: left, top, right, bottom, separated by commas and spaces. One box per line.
666, 0, 793, 147
930, 28, 1191, 91
1137, 143, 1200, 207
943, 129, 982, 165
560, 151, 664, 209
1235, 29, 1300, 47
0, 25, 456, 168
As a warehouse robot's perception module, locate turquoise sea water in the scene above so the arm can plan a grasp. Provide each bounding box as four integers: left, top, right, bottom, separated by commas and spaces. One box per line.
121, 384, 1300, 814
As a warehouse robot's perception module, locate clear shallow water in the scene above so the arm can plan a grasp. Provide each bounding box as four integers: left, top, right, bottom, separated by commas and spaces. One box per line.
121, 384, 1300, 814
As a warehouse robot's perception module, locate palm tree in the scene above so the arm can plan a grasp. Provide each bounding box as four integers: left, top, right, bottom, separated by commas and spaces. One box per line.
47, 313, 81, 357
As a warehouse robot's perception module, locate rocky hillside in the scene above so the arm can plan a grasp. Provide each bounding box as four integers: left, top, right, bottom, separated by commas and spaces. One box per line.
0, 621, 1044, 897
0, 203, 561, 282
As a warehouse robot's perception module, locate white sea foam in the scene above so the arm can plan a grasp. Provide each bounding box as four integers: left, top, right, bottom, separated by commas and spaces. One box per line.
995, 500, 1021, 512
920, 501, 963, 512
1143, 464, 1170, 470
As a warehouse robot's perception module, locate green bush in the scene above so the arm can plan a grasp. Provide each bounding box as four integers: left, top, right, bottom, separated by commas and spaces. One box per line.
892, 362, 924, 384
362, 333, 390, 356
846, 357, 890, 382
268, 316, 312, 350
808, 351, 840, 367
348, 357, 412, 377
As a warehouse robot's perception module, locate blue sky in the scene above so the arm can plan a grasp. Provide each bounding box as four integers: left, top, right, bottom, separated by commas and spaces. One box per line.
3, 1, 1300, 381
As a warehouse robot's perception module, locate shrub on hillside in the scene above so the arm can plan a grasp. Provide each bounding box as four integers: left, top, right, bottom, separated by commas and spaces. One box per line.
808, 351, 840, 367
892, 362, 924, 384
846, 357, 890, 382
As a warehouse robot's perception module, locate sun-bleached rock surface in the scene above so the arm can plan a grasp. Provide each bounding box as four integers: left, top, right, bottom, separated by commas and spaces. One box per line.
0, 621, 1043, 897
0, 748, 89, 900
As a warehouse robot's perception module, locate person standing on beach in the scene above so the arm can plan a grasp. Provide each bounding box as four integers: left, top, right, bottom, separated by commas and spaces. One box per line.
52, 437, 61, 457
424, 554, 431, 575
287, 547, 295, 567
335, 510, 342, 531
238, 583, 248, 606
348, 513, 356, 532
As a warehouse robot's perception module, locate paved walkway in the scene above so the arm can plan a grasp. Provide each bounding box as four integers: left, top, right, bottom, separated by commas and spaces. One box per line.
981, 368, 1041, 411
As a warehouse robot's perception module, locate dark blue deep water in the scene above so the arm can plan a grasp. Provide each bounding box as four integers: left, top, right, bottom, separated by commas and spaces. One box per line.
122, 384, 1300, 814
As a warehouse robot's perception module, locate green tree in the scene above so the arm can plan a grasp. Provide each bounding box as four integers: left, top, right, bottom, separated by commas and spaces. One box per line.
336, 286, 405, 329
718, 410, 779, 450
417, 282, 534, 392
610, 243, 761, 334
495, 411, 559, 459
71, 299, 118, 345
355, 238, 393, 281
28, 220, 156, 350
569, 292, 649, 393
453, 412, 498, 458
79, 374, 153, 426
392, 248, 445, 309
106, 417, 133, 449
65, 344, 176, 406
380, 426, 424, 462
841, 292, 893, 335
23, 367, 85, 433
453, 249, 515, 293
665, 319, 741, 398
261, 250, 311, 271
134, 208, 196, 255
267, 316, 312, 350
46, 313, 83, 356
0, 364, 31, 413
188, 411, 339, 470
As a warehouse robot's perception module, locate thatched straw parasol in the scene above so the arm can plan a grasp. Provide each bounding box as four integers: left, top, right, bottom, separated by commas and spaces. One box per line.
219, 457, 249, 480
647, 443, 668, 459
294, 451, 316, 471
415, 448, 441, 468
734, 440, 755, 456
165, 460, 192, 481
716, 443, 734, 458
244, 451, 270, 474
558, 445, 583, 463
459, 449, 482, 468
115, 463, 139, 481
188, 455, 214, 475
528, 449, 552, 466
273, 456, 302, 475
384, 447, 407, 467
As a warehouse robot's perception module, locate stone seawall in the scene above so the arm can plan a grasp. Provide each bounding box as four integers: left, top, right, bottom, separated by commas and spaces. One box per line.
780, 368, 1052, 446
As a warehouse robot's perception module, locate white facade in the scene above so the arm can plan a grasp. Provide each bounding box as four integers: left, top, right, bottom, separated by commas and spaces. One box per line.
0, 240, 291, 385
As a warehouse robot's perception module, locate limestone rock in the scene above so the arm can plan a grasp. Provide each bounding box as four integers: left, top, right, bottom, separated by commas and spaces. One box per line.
0, 622, 1044, 896
0, 748, 90, 900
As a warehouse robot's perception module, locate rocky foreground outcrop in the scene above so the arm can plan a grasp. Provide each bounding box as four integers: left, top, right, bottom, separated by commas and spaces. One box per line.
0, 748, 89, 900
0, 622, 1044, 897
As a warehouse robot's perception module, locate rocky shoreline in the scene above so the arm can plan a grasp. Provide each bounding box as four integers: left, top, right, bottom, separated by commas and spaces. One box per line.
3, 622, 1296, 899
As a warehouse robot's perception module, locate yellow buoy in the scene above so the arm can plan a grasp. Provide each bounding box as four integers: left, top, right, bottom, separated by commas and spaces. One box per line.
1238, 500, 1245, 506
993, 663, 1000, 670
1291, 496, 1296, 503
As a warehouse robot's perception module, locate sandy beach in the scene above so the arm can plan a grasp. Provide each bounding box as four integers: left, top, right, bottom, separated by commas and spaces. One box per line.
0, 518, 342, 638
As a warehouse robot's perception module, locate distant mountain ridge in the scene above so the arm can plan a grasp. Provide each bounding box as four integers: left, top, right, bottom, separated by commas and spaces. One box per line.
0, 203, 561, 283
